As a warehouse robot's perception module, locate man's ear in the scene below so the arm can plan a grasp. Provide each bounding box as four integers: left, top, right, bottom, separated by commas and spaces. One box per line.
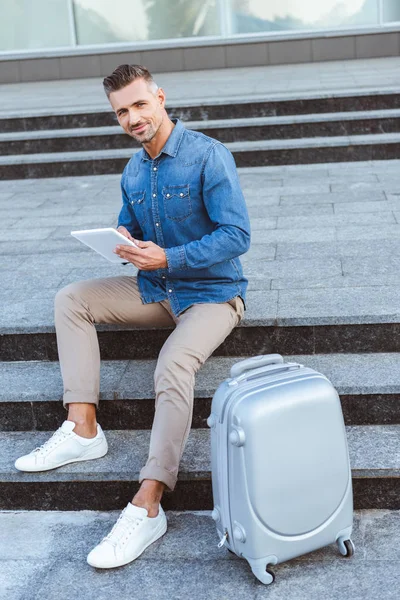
157, 87, 166, 107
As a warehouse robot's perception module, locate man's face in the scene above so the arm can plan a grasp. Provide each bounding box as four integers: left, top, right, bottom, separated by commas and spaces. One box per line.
109, 78, 165, 144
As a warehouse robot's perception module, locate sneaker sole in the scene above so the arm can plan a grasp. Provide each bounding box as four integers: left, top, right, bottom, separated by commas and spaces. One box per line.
14, 441, 108, 472
87, 517, 168, 569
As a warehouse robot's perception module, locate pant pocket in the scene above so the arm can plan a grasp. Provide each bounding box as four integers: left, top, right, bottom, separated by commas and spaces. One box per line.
227, 296, 244, 324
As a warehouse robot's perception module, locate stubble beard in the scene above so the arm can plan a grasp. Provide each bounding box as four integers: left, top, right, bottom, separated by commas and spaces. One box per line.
132, 114, 164, 145
134, 124, 155, 143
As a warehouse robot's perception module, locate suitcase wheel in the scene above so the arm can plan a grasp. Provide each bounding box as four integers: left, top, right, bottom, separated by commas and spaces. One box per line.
337, 538, 355, 558
227, 546, 276, 584
249, 558, 277, 585
265, 566, 276, 583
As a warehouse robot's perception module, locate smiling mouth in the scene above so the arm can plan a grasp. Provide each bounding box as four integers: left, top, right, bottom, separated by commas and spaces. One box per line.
132, 124, 147, 133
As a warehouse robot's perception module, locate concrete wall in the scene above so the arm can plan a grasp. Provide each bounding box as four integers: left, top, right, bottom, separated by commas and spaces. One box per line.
0, 28, 399, 84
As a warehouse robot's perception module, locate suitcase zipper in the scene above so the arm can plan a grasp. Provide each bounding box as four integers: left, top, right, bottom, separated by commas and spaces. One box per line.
218, 530, 229, 548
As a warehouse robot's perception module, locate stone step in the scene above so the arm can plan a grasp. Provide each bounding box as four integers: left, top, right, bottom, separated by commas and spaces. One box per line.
2, 159, 400, 359
2, 307, 400, 361
1, 508, 398, 599
1, 91, 399, 133
1, 354, 399, 431
1, 132, 399, 179
1, 426, 398, 510
1, 110, 400, 156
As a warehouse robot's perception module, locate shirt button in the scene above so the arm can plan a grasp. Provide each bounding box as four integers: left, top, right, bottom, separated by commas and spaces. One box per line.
153, 194, 156, 198
153, 167, 157, 171
168, 289, 172, 293
180, 193, 184, 197
162, 275, 166, 279
166, 193, 170, 198
156, 223, 159, 227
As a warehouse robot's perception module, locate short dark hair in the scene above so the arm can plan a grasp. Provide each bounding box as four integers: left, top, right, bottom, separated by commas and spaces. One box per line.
103, 64, 157, 98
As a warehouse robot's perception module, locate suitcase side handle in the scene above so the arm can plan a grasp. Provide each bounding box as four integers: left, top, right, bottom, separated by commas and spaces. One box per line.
231, 362, 302, 385
230, 354, 283, 379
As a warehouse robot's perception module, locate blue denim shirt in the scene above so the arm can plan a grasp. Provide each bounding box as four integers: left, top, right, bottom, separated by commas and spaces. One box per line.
117, 118, 251, 317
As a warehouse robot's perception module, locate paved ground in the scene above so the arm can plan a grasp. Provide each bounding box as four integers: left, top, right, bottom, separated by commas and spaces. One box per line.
0, 56, 399, 116
1, 509, 399, 600
1, 159, 400, 332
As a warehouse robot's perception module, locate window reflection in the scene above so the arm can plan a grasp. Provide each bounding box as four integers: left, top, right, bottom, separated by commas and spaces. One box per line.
0, 0, 398, 53
230, 0, 380, 34
73, 0, 219, 45
0, 0, 71, 51
383, 0, 400, 22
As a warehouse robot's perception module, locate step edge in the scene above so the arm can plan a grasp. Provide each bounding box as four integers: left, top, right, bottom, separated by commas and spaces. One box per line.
1, 86, 399, 120
2, 109, 400, 142
2, 132, 400, 164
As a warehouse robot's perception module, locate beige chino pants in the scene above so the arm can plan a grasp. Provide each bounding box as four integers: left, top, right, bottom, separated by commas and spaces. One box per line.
54, 275, 244, 491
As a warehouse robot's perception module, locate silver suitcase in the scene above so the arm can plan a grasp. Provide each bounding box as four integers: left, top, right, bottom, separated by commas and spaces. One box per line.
207, 354, 354, 585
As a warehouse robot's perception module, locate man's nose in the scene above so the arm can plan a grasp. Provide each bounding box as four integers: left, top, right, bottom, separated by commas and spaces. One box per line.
128, 109, 140, 127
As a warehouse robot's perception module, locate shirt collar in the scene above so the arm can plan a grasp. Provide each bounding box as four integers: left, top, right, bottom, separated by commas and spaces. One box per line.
141, 118, 185, 161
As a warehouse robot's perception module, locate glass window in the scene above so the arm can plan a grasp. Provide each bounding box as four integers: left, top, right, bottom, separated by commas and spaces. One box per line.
73, 0, 220, 46
383, 0, 400, 22
0, 0, 393, 54
229, 0, 380, 35
0, 0, 72, 51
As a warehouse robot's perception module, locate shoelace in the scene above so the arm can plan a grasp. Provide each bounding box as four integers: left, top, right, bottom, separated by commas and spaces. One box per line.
32, 428, 69, 456
103, 508, 143, 547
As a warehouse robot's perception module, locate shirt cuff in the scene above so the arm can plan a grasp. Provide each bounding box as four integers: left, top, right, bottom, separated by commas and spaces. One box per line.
165, 245, 187, 272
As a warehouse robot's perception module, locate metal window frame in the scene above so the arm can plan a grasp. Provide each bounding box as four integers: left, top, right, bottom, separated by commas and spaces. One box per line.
218, 0, 233, 37
379, 0, 384, 25
380, 0, 400, 24
67, 0, 77, 46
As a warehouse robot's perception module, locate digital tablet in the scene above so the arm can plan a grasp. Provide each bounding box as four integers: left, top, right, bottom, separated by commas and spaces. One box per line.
71, 227, 140, 264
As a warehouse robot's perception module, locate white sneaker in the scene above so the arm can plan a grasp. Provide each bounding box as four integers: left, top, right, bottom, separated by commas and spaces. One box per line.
87, 502, 167, 569
14, 420, 108, 472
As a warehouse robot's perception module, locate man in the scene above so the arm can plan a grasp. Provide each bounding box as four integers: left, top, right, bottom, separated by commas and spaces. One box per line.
15, 65, 250, 569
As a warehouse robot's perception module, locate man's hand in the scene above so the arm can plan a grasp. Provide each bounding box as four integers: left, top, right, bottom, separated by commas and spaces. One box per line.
117, 225, 136, 242
114, 229, 167, 271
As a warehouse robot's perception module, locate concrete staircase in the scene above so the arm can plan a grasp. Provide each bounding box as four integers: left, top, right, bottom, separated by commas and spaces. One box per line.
0, 160, 399, 512
1, 351, 399, 511
1, 91, 400, 178
0, 71, 399, 596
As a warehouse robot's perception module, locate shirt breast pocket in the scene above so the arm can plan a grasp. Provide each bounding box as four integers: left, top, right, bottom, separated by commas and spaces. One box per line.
129, 190, 147, 227
162, 184, 192, 222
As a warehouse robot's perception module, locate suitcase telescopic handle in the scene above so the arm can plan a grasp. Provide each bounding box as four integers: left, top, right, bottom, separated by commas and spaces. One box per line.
230, 354, 284, 379
230, 362, 302, 385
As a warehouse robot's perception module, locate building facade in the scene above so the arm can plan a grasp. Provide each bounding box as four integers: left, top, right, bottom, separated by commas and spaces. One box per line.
1, 0, 400, 53
0, 0, 399, 83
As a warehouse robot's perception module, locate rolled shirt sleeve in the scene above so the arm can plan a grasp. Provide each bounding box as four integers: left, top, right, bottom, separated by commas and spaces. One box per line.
165, 143, 251, 272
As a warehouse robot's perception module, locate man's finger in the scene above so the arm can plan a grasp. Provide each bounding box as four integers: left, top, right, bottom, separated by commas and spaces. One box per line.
116, 251, 140, 267
133, 239, 150, 248
117, 227, 133, 240
116, 244, 142, 255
